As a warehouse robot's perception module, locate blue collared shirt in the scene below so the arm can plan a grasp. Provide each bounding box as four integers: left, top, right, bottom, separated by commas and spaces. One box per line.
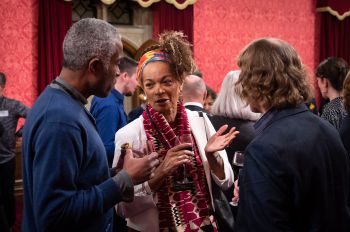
90, 89, 127, 167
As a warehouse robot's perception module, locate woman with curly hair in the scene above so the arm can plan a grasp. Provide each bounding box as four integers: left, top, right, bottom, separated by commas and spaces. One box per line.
112, 31, 237, 231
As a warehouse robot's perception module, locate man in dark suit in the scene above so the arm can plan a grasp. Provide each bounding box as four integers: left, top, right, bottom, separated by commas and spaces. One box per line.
182, 75, 208, 113
234, 38, 350, 232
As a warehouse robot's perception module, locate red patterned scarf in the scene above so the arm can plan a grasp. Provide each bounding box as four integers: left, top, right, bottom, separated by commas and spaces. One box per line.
142, 102, 217, 231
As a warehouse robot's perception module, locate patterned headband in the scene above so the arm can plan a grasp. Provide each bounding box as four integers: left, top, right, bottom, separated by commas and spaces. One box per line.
137, 49, 171, 82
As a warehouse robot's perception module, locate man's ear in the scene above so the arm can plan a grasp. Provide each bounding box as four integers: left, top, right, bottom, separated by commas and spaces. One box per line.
88, 58, 103, 75
119, 72, 130, 83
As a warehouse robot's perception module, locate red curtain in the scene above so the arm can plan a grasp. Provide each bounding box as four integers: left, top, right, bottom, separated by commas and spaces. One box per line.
319, 14, 350, 63
38, 0, 72, 94
152, 1, 193, 45
315, 0, 350, 109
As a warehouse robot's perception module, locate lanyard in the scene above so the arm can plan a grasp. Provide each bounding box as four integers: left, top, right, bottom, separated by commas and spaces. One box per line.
51, 79, 97, 128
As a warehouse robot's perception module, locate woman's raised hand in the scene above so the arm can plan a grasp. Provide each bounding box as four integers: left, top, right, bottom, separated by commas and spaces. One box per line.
204, 125, 239, 154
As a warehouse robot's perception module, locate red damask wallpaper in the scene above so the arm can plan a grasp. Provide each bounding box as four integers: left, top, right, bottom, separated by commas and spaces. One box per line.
194, 0, 320, 93
0, 0, 38, 107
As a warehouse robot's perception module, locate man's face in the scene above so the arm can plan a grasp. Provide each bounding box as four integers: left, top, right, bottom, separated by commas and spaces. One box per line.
94, 42, 122, 97
204, 95, 214, 113
124, 70, 138, 97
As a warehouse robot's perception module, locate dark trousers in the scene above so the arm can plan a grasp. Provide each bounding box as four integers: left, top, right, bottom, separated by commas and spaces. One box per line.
0, 158, 16, 228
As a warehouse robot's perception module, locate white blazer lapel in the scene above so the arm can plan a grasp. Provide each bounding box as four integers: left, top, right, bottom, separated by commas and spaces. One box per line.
186, 111, 214, 207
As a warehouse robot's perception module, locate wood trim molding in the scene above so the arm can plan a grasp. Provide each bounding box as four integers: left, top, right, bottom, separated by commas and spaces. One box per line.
135, 0, 197, 10
317, 6, 350, 20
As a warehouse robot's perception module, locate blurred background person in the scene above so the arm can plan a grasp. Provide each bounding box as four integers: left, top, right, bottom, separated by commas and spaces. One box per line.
113, 31, 237, 231
90, 55, 138, 232
316, 57, 349, 129
182, 74, 207, 113
204, 85, 217, 114
127, 90, 147, 123
0, 72, 29, 232
209, 70, 260, 218
340, 71, 350, 154
90, 56, 138, 167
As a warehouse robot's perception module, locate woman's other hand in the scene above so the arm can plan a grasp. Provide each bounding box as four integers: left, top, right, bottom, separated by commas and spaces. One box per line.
204, 125, 239, 180
204, 125, 239, 154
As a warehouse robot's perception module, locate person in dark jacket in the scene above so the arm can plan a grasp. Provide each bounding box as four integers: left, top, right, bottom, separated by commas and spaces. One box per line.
210, 70, 260, 200
0, 72, 29, 232
22, 18, 159, 232
210, 70, 260, 166
234, 38, 350, 232
209, 70, 261, 219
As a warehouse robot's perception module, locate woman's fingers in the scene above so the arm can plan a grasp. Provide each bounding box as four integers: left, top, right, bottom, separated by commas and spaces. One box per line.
163, 151, 192, 173
171, 143, 192, 152
216, 124, 229, 136
225, 128, 240, 144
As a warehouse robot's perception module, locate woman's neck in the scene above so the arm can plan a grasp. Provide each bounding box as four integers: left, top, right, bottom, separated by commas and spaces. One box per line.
163, 107, 177, 123
327, 88, 342, 101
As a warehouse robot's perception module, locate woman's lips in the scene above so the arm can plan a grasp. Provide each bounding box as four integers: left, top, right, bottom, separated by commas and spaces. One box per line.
155, 99, 169, 105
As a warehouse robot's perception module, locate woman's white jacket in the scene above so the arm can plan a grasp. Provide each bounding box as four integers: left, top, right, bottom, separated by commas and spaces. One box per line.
112, 110, 234, 231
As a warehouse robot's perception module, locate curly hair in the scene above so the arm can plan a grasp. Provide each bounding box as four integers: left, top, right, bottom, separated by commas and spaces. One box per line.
236, 38, 311, 110
343, 71, 350, 113
316, 57, 349, 91
141, 31, 195, 84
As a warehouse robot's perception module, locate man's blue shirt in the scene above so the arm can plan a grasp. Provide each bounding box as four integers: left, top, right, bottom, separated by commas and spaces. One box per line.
90, 89, 127, 167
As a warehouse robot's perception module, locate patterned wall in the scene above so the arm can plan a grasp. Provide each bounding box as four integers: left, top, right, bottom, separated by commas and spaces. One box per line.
194, 0, 320, 93
0, 0, 38, 107
0, 0, 321, 106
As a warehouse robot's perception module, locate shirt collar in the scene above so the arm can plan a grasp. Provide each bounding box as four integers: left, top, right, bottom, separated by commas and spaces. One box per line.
183, 102, 204, 108
254, 108, 278, 135
111, 88, 124, 102
54, 76, 87, 105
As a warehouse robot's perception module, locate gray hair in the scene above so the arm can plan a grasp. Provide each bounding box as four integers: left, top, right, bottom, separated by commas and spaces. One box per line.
63, 18, 121, 70
211, 70, 261, 121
